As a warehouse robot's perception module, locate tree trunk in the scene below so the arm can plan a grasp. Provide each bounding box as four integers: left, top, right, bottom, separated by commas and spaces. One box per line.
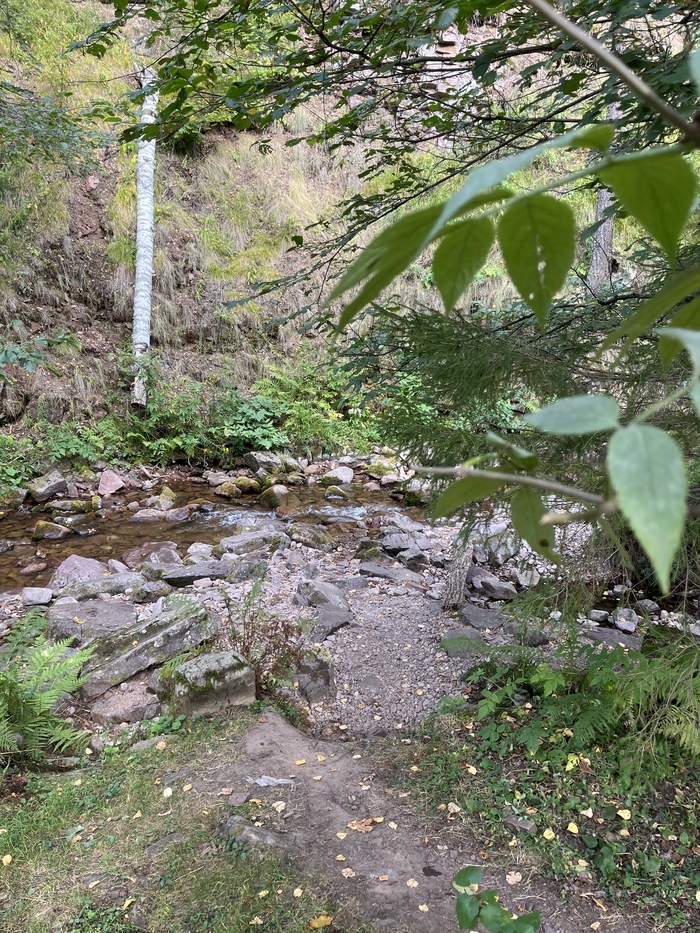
131, 67, 159, 407
586, 101, 621, 296
442, 542, 473, 611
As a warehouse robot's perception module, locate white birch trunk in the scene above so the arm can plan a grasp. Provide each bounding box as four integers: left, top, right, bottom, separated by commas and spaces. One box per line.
131, 67, 159, 406
586, 101, 621, 296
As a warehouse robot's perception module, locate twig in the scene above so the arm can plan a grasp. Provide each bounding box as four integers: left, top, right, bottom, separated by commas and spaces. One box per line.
414, 465, 605, 505
523, 0, 700, 141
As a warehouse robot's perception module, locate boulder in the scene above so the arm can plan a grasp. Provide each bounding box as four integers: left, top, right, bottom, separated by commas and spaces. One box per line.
504, 621, 549, 647
481, 578, 518, 601
380, 473, 399, 485
132, 580, 173, 603
91, 684, 160, 724
46, 594, 216, 701
460, 604, 507, 631
32, 520, 70, 541
98, 470, 125, 497
107, 560, 129, 574
207, 472, 229, 487
294, 580, 350, 612
161, 561, 232, 587
287, 524, 337, 552
27, 470, 67, 503
397, 547, 429, 571
216, 481, 242, 499
296, 656, 335, 705
440, 628, 488, 657
226, 556, 268, 583
243, 451, 282, 474
279, 454, 301, 473
158, 650, 255, 715
309, 609, 353, 642
366, 459, 396, 478
324, 485, 349, 500
634, 599, 660, 615
589, 609, 609, 623
584, 626, 642, 651
50, 498, 100, 514
379, 513, 425, 533
122, 542, 180, 569
354, 539, 383, 561
185, 542, 214, 563
516, 569, 540, 588
381, 533, 416, 554
216, 528, 289, 557
258, 484, 291, 509
61, 572, 145, 601
321, 466, 354, 486
153, 486, 178, 511
358, 561, 425, 588
466, 564, 500, 592
21, 587, 53, 607
611, 607, 639, 633
52, 554, 109, 589
0, 487, 27, 509
232, 475, 261, 494
0, 539, 14, 554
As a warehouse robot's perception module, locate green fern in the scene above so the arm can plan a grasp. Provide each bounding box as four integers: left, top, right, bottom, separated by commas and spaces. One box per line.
1, 613, 94, 764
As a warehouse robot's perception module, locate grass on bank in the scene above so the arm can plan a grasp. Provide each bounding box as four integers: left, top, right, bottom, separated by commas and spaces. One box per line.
0, 711, 370, 933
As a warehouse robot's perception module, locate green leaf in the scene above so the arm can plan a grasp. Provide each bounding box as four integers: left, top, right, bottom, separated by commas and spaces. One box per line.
658, 297, 700, 368
480, 902, 509, 933
497, 193, 575, 325
422, 124, 613, 247
602, 264, 700, 350
657, 326, 700, 375
572, 124, 615, 152
453, 866, 483, 891
598, 153, 697, 260
434, 474, 504, 518
525, 395, 619, 435
486, 432, 538, 471
607, 425, 687, 592
455, 893, 480, 930
510, 487, 559, 564
433, 216, 495, 313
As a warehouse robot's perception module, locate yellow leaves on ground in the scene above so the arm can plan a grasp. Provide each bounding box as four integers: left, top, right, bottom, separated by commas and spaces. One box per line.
317, 755, 326, 762
295, 759, 307, 766
272, 801, 286, 813
2, 854, 12, 867
163, 787, 173, 798
88, 880, 102, 890
155, 740, 167, 751
418, 904, 429, 912
293, 887, 303, 897
580, 807, 594, 818
410, 766, 419, 772
617, 808, 632, 821
543, 828, 555, 840
336, 854, 346, 861
313, 776, 323, 781
250, 917, 263, 925
695, 890, 700, 903
121, 898, 134, 911
505, 871, 522, 885
258, 890, 269, 898
308, 915, 333, 929
347, 818, 383, 833
341, 867, 356, 878
591, 923, 601, 930
379, 875, 388, 881
132, 810, 142, 820
464, 764, 478, 775
406, 878, 419, 888
336, 832, 347, 839
567, 822, 579, 834
619, 829, 630, 837
183, 784, 192, 793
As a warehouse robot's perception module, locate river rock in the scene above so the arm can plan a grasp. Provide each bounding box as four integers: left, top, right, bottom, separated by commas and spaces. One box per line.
61, 572, 145, 600
280, 454, 301, 473
158, 650, 255, 715
32, 520, 70, 541
460, 604, 506, 631
216, 481, 242, 499
589, 609, 609, 623
52, 554, 109, 589
381, 533, 417, 554
21, 586, 53, 607
584, 626, 642, 651
0, 539, 14, 554
233, 475, 260, 493
27, 470, 68, 503
222, 815, 298, 852
296, 656, 335, 705
129, 508, 166, 522
48, 593, 216, 700
50, 498, 100, 514
309, 609, 353, 642
132, 580, 173, 603
0, 487, 27, 508
358, 561, 425, 588
440, 628, 488, 657
366, 459, 396, 478
215, 528, 289, 557
258, 484, 292, 509
98, 470, 125, 496
466, 564, 500, 592
91, 684, 160, 724
122, 542, 180, 569
321, 466, 354, 486
634, 599, 660, 615
294, 580, 350, 611
354, 539, 384, 560
185, 542, 214, 563
244, 451, 282, 473
324, 485, 349, 500
207, 471, 229, 487
226, 556, 268, 583
481, 578, 518, 601
516, 569, 541, 588
397, 547, 429, 571
288, 523, 337, 552
611, 607, 639, 633
161, 561, 232, 586
153, 486, 178, 511
379, 513, 424, 533
505, 620, 549, 647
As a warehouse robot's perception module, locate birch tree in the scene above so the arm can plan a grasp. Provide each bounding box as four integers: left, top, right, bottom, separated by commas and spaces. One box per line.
131, 67, 158, 406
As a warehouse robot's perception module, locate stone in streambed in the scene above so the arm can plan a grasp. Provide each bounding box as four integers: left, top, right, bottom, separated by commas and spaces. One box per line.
611, 607, 639, 633
215, 529, 289, 557
32, 520, 70, 541
21, 587, 53, 606
243, 451, 282, 474
132, 580, 173, 603
97, 470, 125, 496
258, 484, 296, 509
52, 554, 108, 589
460, 604, 506, 631
27, 470, 67, 503
296, 656, 335, 705
122, 542, 181, 569
288, 524, 337, 552
321, 466, 354, 486
215, 482, 242, 499
232, 475, 260, 494
294, 580, 349, 612
61, 572, 145, 600
161, 561, 232, 586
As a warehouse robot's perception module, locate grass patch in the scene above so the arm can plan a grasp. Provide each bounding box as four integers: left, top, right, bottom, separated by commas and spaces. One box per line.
0, 713, 368, 933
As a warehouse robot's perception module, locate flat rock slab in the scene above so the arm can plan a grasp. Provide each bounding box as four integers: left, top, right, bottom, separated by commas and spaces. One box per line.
48, 595, 216, 700
98, 470, 125, 496
21, 587, 53, 606
27, 470, 67, 502
52, 555, 109, 589
309, 609, 354, 642
440, 628, 488, 657
584, 626, 643, 652
61, 572, 145, 601
91, 683, 160, 724
161, 561, 231, 586
294, 580, 349, 612
215, 528, 287, 557
460, 604, 506, 631
359, 561, 425, 588
122, 542, 180, 569
159, 649, 255, 715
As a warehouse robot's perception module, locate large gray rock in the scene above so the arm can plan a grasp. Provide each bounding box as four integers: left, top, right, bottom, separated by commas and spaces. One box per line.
611, 607, 639, 633
258, 484, 292, 509
505, 620, 549, 647
185, 542, 213, 563
321, 466, 354, 486
381, 533, 417, 554
460, 604, 507, 631
397, 547, 429, 571
47, 594, 216, 700
158, 650, 255, 715
584, 626, 642, 652
296, 657, 335, 705
379, 513, 424, 533
634, 599, 660, 615
481, 578, 518, 601
52, 555, 109, 589
466, 564, 500, 592
161, 561, 231, 586
21, 587, 53, 607
207, 471, 229, 487
122, 542, 180, 569
91, 684, 160, 724
243, 451, 282, 473
215, 528, 289, 557
27, 470, 68, 503
132, 580, 173, 603
287, 524, 337, 552
32, 520, 70, 541
61, 573, 145, 601
440, 628, 487, 657
0, 487, 27, 509
309, 609, 353, 642
358, 561, 425, 588
294, 580, 349, 612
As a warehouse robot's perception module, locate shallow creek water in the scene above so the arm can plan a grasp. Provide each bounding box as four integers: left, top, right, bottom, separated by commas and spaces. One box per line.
0, 481, 419, 591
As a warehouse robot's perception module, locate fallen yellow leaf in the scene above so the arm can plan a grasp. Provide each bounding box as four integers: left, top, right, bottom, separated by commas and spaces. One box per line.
416, 689, 423, 696
317, 755, 326, 762
617, 809, 631, 821
272, 801, 286, 813
406, 878, 419, 888
313, 776, 323, 781
218, 787, 233, 796
567, 822, 579, 834
183, 784, 192, 793
341, 868, 356, 878
506, 871, 522, 885
155, 740, 167, 751
121, 898, 134, 911
336, 832, 347, 839
258, 890, 269, 898
619, 829, 630, 837
379, 875, 388, 882
294, 888, 303, 897
336, 854, 346, 861
410, 766, 419, 772
696, 890, 700, 903
591, 923, 601, 931
543, 828, 555, 840
308, 916, 333, 930
163, 788, 173, 798
466, 765, 477, 775
352, 754, 362, 759
1, 855, 11, 867
0, 830, 6, 835
88, 880, 102, 889
580, 808, 594, 818
132, 811, 142, 820
295, 759, 307, 766
250, 917, 263, 926
388, 821, 398, 830
418, 904, 429, 912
